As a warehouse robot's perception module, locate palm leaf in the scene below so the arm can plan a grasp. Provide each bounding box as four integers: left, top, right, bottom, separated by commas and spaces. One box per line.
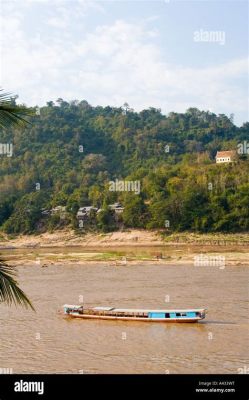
0, 89, 34, 129
0, 259, 35, 310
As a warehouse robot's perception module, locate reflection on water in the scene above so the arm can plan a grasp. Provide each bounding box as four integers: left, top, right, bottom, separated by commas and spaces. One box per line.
0, 258, 248, 374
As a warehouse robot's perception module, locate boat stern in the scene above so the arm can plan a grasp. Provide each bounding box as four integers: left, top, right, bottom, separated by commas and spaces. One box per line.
63, 304, 82, 315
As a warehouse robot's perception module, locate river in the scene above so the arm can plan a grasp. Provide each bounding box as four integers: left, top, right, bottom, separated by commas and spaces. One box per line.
0, 254, 248, 374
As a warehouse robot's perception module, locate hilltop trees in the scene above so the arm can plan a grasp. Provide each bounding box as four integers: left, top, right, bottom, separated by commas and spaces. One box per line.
0, 99, 248, 235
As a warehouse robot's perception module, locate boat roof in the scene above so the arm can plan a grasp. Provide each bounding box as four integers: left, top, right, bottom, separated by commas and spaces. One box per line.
63, 304, 83, 308
63, 305, 206, 312
104, 308, 206, 313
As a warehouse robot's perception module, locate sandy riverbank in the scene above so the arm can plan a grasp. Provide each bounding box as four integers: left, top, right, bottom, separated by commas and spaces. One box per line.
1, 229, 249, 249
0, 229, 164, 248
0, 229, 249, 267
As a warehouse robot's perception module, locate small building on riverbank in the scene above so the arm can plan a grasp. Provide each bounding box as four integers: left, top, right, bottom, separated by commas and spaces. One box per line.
76, 206, 98, 220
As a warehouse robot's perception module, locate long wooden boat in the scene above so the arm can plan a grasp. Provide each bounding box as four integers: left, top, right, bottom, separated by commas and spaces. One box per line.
62, 305, 207, 322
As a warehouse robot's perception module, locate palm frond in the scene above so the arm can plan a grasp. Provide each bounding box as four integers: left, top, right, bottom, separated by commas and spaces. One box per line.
0, 259, 35, 310
0, 89, 34, 129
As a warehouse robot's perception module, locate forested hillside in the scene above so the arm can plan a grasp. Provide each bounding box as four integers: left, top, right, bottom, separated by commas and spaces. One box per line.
0, 99, 249, 234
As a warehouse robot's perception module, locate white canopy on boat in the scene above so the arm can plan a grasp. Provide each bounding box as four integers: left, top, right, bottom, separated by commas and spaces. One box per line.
108, 308, 206, 313
63, 304, 82, 308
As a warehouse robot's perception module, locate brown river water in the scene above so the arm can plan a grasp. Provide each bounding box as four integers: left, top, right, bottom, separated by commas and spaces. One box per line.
0, 249, 248, 374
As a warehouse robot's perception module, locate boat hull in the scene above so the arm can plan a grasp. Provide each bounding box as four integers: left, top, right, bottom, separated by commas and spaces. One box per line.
67, 313, 201, 322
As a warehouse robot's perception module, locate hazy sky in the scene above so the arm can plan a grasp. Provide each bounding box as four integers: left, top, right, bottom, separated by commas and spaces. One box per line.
1, 0, 248, 125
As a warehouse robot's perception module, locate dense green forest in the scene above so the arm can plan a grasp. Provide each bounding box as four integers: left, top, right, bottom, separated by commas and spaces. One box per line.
0, 99, 249, 234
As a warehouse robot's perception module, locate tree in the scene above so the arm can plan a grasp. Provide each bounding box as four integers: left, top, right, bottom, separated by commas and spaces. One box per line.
0, 89, 34, 309
0, 260, 34, 309
0, 89, 33, 128
122, 195, 147, 228
96, 205, 116, 232
82, 154, 107, 174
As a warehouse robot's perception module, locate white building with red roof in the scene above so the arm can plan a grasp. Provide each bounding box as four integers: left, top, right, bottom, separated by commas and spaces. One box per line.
215, 150, 237, 163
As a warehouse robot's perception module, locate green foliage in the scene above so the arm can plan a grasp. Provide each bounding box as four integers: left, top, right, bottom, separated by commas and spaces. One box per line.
0, 100, 248, 233
0, 89, 34, 129
122, 195, 148, 228
2, 191, 49, 234
0, 259, 34, 309
96, 207, 116, 232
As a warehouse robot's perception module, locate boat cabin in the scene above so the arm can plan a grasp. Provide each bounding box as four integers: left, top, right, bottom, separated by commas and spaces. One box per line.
63, 305, 206, 321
